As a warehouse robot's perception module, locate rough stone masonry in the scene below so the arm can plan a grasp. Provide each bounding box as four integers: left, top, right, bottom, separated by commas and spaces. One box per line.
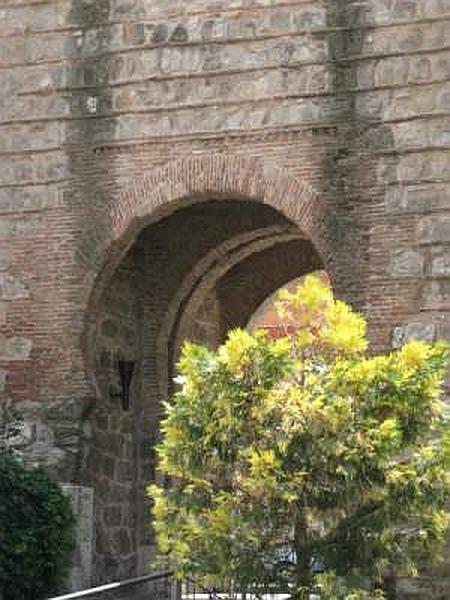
1, 0, 450, 597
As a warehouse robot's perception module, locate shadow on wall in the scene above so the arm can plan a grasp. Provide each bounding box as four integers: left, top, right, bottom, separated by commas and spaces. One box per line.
322, 0, 396, 324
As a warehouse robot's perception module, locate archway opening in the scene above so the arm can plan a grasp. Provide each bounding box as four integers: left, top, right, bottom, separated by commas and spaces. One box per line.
247, 271, 330, 338
81, 198, 326, 583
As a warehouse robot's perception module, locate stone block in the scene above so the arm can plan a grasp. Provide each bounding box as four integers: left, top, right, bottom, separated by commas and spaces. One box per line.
0, 4, 56, 35
397, 575, 450, 599
104, 504, 122, 527
53, 425, 82, 451
110, 63, 330, 114
0, 153, 68, 187
0, 34, 26, 65
431, 250, 450, 276
0, 302, 6, 326
0, 249, 11, 270
392, 322, 436, 349
0, 370, 7, 393
393, 121, 430, 150
422, 280, 450, 310
0, 92, 70, 123
0, 216, 43, 240
102, 455, 116, 479
0, 273, 29, 300
117, 459, 134, 482
419, 216, 450, 244
108, 482, 131, 503
110, 4, 328, 45
374, 56, 409, 88
113, 528, 132, 555
25, 32, 66, 65
101, 318, 119, 338
395, 154, 450, 184
111, 95, 328, 141
385, 184, 450, 214
62, 485, 94, 592
436, 319, 450, 342
10, 63, 64, 96
0, 336, 32, 360
0, 122, 60, 153
388, 248, 424, 277
431, 121, 450, 146
46, 398, 94, 423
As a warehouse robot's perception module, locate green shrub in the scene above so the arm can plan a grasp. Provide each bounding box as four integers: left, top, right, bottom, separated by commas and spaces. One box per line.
150, 275, 450, 597
0, 452, 76, 600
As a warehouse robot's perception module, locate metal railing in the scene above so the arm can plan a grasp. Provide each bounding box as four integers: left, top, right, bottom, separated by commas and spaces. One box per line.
48, 570, 178, 600
47, 572, 296, 600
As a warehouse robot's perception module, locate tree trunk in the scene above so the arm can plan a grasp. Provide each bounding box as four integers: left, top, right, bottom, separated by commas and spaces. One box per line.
293, 509, 312, 597
382, 574, 397, 600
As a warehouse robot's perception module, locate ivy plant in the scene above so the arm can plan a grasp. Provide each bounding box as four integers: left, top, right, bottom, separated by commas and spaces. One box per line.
0, 452, 75, 600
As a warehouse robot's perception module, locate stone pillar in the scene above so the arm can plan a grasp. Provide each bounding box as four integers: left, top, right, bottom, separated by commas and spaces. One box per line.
62, 485, 95, 592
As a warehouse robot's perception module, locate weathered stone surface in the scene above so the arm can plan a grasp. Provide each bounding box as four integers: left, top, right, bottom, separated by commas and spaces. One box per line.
389, 248, 424, 277
0, 336, 32, 360
418, 216, 450, 245
0, 122, 60, 153
397, 576, 450, 599
357, 82, 450, 120
388, 153, 450, 185
385, 184, 450, 215
0, 249, 11, 270
6, 399, 93, 480
422, 280, 450, 310
436, 318, 450, 342
431, 250, 450, 276
0, 302, 6, 326
46, 398, 94, 423
0, 273, 29, 300
0, 369, 7, 393
65, 97, 330, 144
2, 419, 34, 450
62, 485, 95, 592
109, 66, 331, 114
391, 117, 450, 151
0, 3, 56, 35
392, 322, 437, 349
101, 318, 119, 338
0, 154, 68, 187
0, 216, 43, 239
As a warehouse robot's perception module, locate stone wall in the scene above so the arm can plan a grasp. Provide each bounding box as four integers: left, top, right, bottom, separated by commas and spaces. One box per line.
83, 248, 144, 583
1, 0, 450, 595
3, 0, 450, 407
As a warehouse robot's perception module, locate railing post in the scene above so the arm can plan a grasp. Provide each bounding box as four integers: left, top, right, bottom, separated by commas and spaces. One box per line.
171, 577, 182, 600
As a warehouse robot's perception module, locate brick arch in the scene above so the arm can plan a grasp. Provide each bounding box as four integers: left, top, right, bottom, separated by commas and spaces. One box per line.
156, 225, 305, 397
80, 157, 331, 580
97, 155, 327, 294
84, 154, 329, 390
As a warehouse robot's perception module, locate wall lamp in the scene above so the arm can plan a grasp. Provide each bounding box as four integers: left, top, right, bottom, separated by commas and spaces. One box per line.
110, 359, 135, 411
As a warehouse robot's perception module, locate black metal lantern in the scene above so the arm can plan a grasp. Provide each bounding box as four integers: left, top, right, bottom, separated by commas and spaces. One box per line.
110, 359, 135, 411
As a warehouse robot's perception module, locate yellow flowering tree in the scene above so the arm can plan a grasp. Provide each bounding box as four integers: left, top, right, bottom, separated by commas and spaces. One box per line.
149, 275, 450, 599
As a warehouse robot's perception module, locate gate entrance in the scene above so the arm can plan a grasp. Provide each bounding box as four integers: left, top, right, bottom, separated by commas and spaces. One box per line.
80, 158, 329, 585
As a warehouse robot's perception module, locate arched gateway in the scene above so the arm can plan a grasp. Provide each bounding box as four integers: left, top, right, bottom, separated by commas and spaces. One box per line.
80, 155, 330, 583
